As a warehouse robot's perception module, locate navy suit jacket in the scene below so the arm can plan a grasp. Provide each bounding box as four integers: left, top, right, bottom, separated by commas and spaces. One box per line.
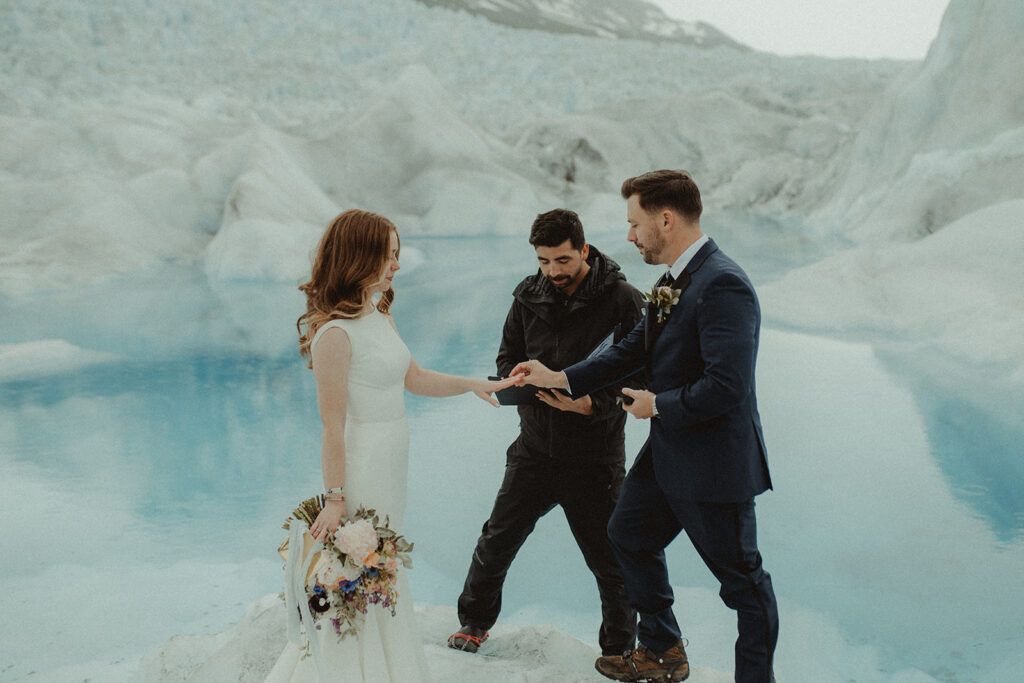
564, 239, 772, 503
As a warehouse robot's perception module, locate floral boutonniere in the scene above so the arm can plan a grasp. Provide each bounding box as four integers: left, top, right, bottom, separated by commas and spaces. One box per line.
644, 286, 682, 323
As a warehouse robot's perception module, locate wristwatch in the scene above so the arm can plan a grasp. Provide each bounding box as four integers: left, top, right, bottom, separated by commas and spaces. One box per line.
651, 396, 660, 419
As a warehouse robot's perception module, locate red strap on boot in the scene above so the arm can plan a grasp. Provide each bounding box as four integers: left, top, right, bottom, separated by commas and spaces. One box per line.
451, 630, 488, 647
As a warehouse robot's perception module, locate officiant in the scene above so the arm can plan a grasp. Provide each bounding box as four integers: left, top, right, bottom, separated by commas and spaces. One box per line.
448, 209, 644, 656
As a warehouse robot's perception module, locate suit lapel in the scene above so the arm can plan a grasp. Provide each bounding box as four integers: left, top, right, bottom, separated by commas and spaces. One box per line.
675, 269, 692, 296
645, 270, 691, 353
644, 239, 717, 353
644, 300, 657, 353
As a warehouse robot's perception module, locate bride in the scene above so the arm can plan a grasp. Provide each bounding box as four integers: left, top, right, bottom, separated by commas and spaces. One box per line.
265, 209, 515, 682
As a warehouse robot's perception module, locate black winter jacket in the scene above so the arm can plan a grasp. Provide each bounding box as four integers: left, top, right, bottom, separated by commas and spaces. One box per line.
496, 246, 646, 464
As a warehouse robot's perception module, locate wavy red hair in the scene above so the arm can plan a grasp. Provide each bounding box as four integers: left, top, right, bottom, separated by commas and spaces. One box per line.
297, 209, 399, 367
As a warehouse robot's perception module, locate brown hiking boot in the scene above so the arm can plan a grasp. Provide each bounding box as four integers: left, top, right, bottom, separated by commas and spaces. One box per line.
595, 639, 689, 682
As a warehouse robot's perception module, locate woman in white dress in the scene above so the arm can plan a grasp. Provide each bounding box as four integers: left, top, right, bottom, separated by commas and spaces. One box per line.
266, 209, 514, 682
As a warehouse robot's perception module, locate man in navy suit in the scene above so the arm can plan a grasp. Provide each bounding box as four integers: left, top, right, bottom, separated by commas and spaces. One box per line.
512, 170, 778, 683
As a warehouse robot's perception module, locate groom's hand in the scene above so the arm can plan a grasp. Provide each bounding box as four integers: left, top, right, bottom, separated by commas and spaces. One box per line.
620, 387, 656, 419
536, 389, 593, 415
510, 360, 568, 389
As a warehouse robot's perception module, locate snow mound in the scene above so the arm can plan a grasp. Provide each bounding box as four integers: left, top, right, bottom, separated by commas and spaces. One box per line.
819, 0, 1024, 241
129, 597, 733, 683
1, 0, 903, 292
134, 595, 287, 683
308, 64, 554, 237
761, 199, 1024, 402
202, 126, 335, 282
414, 0, 743, 49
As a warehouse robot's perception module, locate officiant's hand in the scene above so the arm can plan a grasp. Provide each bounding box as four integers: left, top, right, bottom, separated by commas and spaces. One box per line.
311, 499, 346, 541
510, 360, 569, 389
537, 389, 593, 415
620, 388, 656, 419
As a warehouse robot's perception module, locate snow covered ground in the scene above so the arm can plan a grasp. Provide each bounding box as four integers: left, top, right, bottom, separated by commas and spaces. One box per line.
28, 599, 734, 683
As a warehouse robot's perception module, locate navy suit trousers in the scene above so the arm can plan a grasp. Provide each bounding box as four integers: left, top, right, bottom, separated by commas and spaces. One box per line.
608, 451, 779, 683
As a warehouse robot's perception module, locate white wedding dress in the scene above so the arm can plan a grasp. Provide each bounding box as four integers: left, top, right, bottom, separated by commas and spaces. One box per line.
266, 310, 431, 682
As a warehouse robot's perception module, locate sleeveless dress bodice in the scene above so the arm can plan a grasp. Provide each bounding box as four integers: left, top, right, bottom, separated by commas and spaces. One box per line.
313, 312, 411, 424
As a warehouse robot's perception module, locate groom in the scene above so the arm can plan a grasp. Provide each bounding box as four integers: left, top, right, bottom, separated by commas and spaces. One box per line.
512, 170, 778, 683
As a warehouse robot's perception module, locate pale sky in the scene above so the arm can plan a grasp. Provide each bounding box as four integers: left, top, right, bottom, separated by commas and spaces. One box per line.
654, 0, 950, 60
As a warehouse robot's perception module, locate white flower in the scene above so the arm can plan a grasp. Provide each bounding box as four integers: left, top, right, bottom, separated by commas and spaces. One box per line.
341, 560, 364, 582
315, 551, 347, 589
334, 518, 379, 564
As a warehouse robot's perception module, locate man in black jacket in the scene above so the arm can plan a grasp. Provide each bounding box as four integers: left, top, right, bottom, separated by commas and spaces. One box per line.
448, 209, 644, 656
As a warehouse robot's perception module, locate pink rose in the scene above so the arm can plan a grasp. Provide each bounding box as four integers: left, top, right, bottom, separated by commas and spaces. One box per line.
334, 519, 379, 564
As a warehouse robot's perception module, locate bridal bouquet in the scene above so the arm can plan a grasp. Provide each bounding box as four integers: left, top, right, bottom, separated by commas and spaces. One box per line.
280, 496, 414, 641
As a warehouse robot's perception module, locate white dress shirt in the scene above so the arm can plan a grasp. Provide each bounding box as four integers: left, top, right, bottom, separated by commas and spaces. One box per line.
665, 233, 709, 284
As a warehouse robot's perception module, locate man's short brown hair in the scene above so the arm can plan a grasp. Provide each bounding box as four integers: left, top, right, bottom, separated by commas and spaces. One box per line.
529, 208, 586, 250
620, 170, 702, 222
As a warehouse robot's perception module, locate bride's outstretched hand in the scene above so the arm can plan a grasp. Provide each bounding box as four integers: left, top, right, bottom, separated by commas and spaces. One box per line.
310, 499, 346, 542
473, 375, 521, 407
